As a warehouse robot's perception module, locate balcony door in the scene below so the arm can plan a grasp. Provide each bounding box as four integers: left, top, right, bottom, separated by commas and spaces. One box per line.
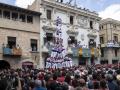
79, 57, 87, 65
7, 36, 16, 49
31, 39, 38, 51
44, 33, 54, 46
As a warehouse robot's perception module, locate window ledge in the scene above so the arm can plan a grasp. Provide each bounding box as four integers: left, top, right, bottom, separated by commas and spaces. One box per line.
30, 51, 39, 53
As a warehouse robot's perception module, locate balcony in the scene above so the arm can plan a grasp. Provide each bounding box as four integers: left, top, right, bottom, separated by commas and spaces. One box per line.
30, 50, 39, 53
71, 47, 79, 57
87, 32, 97, 38
100, 41, 120, 48
82, 48, 91, 57
42, 25, 56, 33
71, 47, 100, 58
3, 47, 22, 56
106, 41, 120, 48
67, 29, 78, 36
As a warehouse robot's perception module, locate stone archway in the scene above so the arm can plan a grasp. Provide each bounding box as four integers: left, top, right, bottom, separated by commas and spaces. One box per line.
22, 61, 34, 69
20, 59, 34, 69
0, 60, 10, 69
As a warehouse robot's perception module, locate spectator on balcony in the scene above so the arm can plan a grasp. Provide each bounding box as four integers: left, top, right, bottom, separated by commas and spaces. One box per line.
6, 44, 9, 48
33, 46, 37, 51
2, 43, 6, 48
16, 44, 20, 49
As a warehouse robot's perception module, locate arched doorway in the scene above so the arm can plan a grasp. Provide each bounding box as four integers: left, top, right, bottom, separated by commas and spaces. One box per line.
22, 61, 34, 69
0, 60, 10, 69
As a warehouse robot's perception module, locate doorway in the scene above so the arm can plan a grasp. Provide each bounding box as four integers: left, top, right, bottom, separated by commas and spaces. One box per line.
22, 61, 33, 69
0, 60, 10, 69
79, 57, 87, 65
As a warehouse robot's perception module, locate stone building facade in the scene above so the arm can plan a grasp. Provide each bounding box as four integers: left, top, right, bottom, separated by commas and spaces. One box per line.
29, 0, 101, 68
0, 2, 41, 69
99, 18, 120, 64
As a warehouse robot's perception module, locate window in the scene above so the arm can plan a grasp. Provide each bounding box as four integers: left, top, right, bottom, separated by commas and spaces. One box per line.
46, 33, 53, 41
46, 10, 51, 20
19, 14, 26, 22
0, 9, 2, 18
90, 21, 93, 29
115, 49, 118, 57
27, 15, 33, 23
114, 35, 118, 43
112, 60, 118, 64
100, 36, 104, 44
7, 37, 16, 49
31, 39, 38, 51
12, 12, 18, 20
102, 25, 103, 29
3, 11, 10, 19
113, 25, 116, 29
100, 60, 108, 64
89, 39, 96, 48
101, 48, 104, 57
99, 26, 101, 30
44, 33, 53, 45
68, 36, 77, 46
70, 16, 74, 25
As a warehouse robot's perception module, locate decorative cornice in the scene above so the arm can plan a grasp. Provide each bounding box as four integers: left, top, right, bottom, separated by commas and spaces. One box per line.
42, 25, 56, 33
100, 18, 120, 25
87, 32, 97, 38
67, 29, 78, 36
0, 27, 40, 34
42, 0, 101, 20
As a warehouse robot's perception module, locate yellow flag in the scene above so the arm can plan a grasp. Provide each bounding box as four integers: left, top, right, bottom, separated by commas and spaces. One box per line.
79, 48, 82, 55
91, 48, 94, 55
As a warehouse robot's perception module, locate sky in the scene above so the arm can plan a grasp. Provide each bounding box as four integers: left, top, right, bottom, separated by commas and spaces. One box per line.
0, 0, 120, 20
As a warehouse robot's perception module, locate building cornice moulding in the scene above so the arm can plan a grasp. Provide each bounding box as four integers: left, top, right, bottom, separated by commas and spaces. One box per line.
42, 0, 100, 20
42, 25, 56, 33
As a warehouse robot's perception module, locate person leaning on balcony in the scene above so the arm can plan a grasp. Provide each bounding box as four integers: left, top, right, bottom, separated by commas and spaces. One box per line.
6, 44, 9, 48
2, 43, 5, 48
16, 44, 20, 49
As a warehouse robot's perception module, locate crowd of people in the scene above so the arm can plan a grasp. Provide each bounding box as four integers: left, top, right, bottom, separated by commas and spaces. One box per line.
0, 65, 120, 90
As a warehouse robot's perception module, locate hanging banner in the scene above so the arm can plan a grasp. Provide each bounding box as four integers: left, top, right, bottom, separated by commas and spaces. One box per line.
79, 48, 82, 56
91, 48, 94, 56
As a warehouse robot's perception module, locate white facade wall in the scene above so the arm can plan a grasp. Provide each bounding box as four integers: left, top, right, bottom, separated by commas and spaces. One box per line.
29, 0, 101, 68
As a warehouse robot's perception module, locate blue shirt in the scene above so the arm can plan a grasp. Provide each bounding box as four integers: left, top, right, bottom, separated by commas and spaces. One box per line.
33, 87, 47, 90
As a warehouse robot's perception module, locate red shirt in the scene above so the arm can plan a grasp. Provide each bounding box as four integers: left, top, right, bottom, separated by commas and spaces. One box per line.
57, 76, 65, 83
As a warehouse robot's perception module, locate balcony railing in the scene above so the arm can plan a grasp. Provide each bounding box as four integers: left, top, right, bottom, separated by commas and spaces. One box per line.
100, 41, 120, 48
3, 47, 22, 56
